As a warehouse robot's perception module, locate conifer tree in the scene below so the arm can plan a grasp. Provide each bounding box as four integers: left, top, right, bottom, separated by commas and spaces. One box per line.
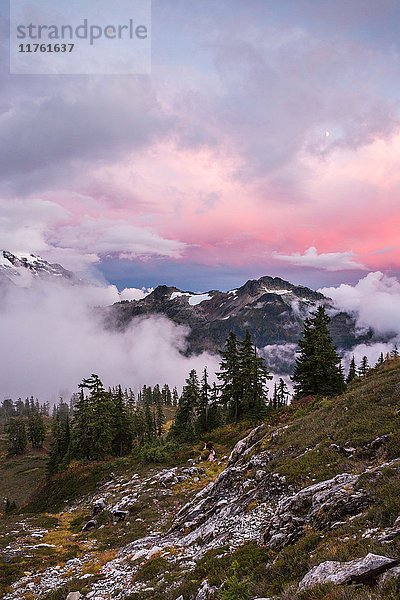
271, 383, 278, 410
276, 378, 289, 407
15, 399, 24, 416
111, 385, 132, 456
1, 399, 14, 421
6, 417, 27, 455
171, 369, 200, 440
71, 374, 113, 461
152, 384, 161, 405
144, 398, 155, 441
28, 410, 46, 448
358, 356, 370, 377
375, 352, 385, 367
172, 387, 179, 406
217, 333, 242, 422
47, 406, 71, 475
292, 305, 345, 398
391, 345, 399, 359
70, 387, 92, 460
239, 331, 271, 420
130, 408, 144, 444
127, 388, 136, 411
195, 367, 210, 433
155, 394, 165, 436
346, 356, 357, 384
162, 384, 172, 405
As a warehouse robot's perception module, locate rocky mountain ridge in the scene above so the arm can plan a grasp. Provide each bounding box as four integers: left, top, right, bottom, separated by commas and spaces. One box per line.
107, 275, 374, 366
0, 250, 381, 372
0, 250, 76, 287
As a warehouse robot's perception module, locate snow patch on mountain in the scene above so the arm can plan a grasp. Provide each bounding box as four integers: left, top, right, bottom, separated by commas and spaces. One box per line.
263, 287, 291, 295
170, 291, 213, 305
188, 293, 212, 306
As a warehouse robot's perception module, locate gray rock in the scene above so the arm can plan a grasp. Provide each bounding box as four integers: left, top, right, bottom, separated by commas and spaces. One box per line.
66, 593, 82, 600
228, 424, 266, 465
369, 435, 390, 450
92, 497, 106, 515
265, 473, 369, 548
112, 510, 129, 522
82, 519, 97, 531
195, 578, 218, 599
299, 553, 400, 590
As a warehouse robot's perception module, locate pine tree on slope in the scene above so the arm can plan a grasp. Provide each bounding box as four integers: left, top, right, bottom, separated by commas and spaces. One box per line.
346, 356, 357, 384
292, 305, 345, 399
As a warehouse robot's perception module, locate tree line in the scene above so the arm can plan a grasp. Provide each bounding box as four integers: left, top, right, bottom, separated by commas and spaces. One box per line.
3, 305, 398, 468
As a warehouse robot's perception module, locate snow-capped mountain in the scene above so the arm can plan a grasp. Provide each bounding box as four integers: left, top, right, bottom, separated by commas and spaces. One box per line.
0, 250, 377, 372
107, 275, 373, 364
0, 250, 76, 287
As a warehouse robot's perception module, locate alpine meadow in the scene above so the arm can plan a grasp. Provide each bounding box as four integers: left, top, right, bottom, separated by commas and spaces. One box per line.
2, 2, 400, 600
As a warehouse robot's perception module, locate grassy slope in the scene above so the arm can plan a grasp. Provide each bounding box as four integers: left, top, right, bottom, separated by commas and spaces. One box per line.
0, 416, 249, 597
162, 359, 400, 600
0, 432, 48, 507
2, 362, 400, 599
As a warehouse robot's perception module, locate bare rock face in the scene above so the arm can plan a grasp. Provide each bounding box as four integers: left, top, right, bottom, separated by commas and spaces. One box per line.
227, 424, 267, 466
299, 553, 400, 590
264, 473, 369, 549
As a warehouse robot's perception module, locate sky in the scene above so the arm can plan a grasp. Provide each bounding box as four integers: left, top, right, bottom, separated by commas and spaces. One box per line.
2, 0, 400, 292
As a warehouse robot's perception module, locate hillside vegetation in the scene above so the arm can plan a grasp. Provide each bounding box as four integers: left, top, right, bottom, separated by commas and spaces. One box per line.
1, 360, 400, 599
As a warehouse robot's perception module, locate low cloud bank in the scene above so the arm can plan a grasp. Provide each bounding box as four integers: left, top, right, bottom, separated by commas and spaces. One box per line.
319, 271, 400, 338
320, 271, 400, 369
261, 343, 298, 376
0, 278, 218, 402
119, 286, 154, 301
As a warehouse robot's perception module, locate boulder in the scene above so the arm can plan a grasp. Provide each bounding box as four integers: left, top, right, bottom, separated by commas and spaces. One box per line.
66, 593, 82, 600
299, 553, 400, 590
112, 509, 129, 521
228, 424, 266, 465
195, 578, 218, 599
82, 519, 97, 531
92, 497, 106, 515
368, 435, 390, 451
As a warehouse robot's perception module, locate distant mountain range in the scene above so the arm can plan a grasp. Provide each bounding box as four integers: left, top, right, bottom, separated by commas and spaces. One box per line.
0, 250, 379, 373
106, 276, 376, 371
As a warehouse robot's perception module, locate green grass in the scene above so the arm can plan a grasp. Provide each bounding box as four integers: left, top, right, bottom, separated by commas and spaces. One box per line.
0, 433, 48, 507
254, 361, 400, 489
3, 362, 400, 599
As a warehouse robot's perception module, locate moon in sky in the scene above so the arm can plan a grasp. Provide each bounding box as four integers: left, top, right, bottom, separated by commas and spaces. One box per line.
325, 131, 330, 137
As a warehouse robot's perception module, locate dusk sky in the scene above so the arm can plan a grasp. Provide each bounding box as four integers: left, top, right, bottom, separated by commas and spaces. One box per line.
2, 0, 400, 292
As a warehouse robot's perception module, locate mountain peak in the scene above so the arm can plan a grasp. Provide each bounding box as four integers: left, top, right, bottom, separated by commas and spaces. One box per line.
0, 250, 75, 286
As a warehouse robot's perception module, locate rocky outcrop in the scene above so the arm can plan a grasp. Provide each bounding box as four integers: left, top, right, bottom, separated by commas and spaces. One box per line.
82, 519, 98, 531
120, 427, 289, 559
194, 579, 218, 599
264, 472, 369, 549
227, 424, 267, 465
299, 553, 400, 590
